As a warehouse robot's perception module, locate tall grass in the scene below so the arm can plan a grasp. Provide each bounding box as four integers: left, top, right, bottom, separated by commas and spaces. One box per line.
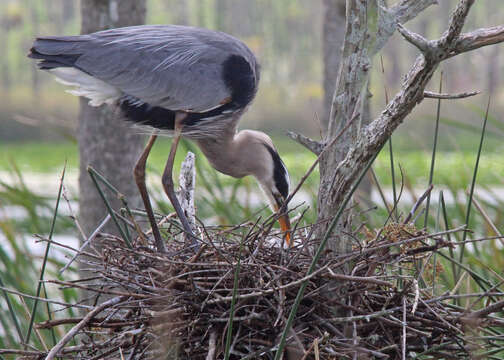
1, 89, 504, 357
0, 164, 78, 354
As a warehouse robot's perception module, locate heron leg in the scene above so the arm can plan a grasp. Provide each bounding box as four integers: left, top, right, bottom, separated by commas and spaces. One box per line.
134, 134, 166, 253
162, 113, 197, 244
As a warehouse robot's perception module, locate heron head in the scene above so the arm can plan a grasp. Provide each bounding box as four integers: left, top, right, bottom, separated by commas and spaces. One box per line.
201, 129, 292, 245
243, 132, 291, 246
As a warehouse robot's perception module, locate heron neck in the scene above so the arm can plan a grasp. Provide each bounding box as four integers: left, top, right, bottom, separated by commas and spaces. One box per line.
195, 132, 247, 178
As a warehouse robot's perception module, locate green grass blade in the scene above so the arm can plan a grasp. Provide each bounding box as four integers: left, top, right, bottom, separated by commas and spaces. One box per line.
388, 138, 398, 220
380, 55, 397, 220
437, 250, 497, 294
85, 164, 136, 224
274, 151, 379, 359
42, 284, 57, 347
432, 190, 443, 295
424, 72, 443, 227
25, 164, 66, 345
87, 166, 132, 248
457, 96, 490, 271
440, 191, 457, 285
0, 275, 24, 344
370, 168, 391, 215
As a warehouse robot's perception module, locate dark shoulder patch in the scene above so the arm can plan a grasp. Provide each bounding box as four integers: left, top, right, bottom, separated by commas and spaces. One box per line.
120, 95, 238, 131
264, 144, 289, 199
222, 54, 257, 109
119, 95, 175, 130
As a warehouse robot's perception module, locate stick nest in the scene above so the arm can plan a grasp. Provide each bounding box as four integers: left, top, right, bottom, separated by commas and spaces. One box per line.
21, 222, 504, 359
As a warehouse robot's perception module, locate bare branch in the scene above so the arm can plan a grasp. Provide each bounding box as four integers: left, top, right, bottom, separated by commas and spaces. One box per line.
424, 90, 480, 99
452, 26, 504, 56
321, 0, 504, 241
45, 296, 126, 360
396, 24, 432, 53
404, 184, 434, 224
466, 299, 504, 319
286, 131, 323, 155
178, 152, 197, 232
439, 0, 475, 47
389, 0, 439, 24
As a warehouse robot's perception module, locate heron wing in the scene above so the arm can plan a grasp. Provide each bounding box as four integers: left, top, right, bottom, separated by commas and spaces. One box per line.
35, 25, 257, 112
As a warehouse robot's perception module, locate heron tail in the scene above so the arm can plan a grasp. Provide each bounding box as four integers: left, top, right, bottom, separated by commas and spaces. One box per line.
28, 36, 86, 70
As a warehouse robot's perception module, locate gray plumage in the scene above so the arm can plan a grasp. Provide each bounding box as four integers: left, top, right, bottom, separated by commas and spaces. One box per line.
31, 25, 259, 112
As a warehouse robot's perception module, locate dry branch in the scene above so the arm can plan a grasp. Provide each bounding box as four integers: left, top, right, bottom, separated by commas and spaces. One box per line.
177, 152, 197, 233
318, 0, 504, 247
424, 90, 480, 99
45, 296, 126, 360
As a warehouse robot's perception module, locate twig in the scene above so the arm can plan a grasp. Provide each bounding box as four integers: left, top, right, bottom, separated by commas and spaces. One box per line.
59, 214, 111, 275
206, 329, 217, 360
0, 286, 92, 310
467, 299, 504, 319
286, 131, 323, 155
396, 23, 432, 53
411, 279, 419, 314
45, 296, 126, 360
470, 195, 504, 247
44, 279, 149, 299
424, 90, 479, 99
402, 297, 406, 360
178, 152, 197, 233
404, 184, 434, 224
326, 268, 393, 287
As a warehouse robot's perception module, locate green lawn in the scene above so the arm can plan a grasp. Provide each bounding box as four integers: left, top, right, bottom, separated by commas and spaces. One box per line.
1, 139, 503, 189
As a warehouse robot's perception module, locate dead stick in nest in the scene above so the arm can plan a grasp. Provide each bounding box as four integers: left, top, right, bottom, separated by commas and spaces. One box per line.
44, 279, 150, 299
0, 349, 42, 356
36, 317, 145, 329
205, 329, 218, 360
0, 285, 92, 310
465, 298, 504, 319
45, 296, 126, 360
326, 268, 393, 287
205, 263, 332, 305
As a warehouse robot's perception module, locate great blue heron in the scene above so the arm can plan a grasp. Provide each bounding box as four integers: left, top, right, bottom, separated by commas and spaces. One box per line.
29, 25, 291, 250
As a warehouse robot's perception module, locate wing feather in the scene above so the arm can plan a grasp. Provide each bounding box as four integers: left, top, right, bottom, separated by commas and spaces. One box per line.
65, 25, 258, 112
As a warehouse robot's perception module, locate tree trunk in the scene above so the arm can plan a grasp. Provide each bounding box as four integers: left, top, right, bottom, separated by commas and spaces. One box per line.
322, 0, 346, 132
62, 0, 75, 26
30, 1, 40, 99
317, 0, 437, 255
318, 0, 376, 257
78, 0, 146, 238
0, 25, 10, 93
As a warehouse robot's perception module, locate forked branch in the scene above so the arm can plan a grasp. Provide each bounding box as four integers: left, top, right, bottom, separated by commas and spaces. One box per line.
324, 0, 504, 239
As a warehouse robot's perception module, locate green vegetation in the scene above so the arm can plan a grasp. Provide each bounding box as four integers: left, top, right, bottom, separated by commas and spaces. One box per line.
1, 0, 504, 356
2, 138, 503, 188
2, 105, 504, 356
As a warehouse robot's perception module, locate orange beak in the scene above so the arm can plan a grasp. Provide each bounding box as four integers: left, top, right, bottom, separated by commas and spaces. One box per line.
274, 201, 291, 246
278, 214, 291, 246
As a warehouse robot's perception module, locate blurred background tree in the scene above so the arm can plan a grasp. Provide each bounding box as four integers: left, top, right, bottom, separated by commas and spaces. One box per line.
78, 0, 146, 237
1, 0, 501, 149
